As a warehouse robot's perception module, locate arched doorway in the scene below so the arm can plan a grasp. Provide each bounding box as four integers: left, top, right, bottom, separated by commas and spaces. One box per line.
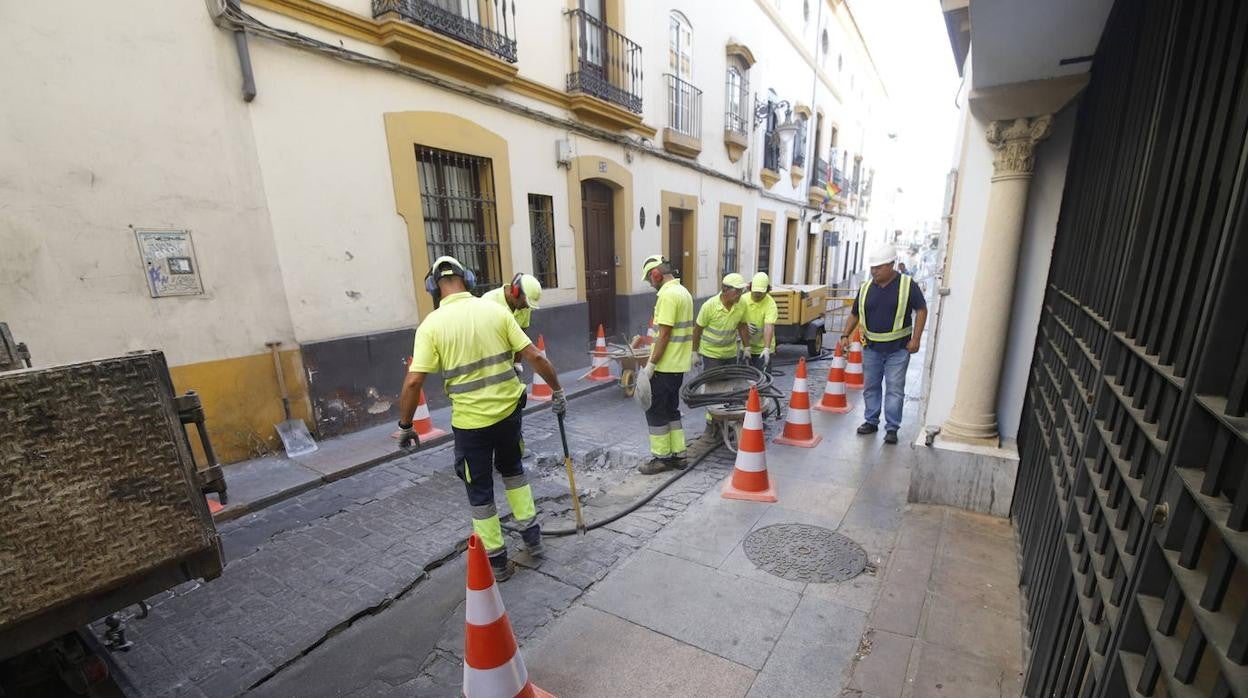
581, 180, 616, 336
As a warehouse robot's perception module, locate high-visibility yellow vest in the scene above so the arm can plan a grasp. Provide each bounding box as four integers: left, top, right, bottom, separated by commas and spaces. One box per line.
653, 279, 694, 373
741, 293, 779, 353
482, 286, 532, 329
409, 292, 530, 429
858, 275, 913, 343
696, 294, 745, 359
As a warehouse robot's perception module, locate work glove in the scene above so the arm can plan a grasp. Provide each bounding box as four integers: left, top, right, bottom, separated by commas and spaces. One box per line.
760, 348, 772, 368
397, 422, 420, 450
692, 354, 704, 371
513, 363, 524, 378
735, 346, 747, 365
634, 362, 654, 410
552, 388, 567, 416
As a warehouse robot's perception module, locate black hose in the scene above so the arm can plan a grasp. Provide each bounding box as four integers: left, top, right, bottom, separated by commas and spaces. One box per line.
506, 446, 719, 537
680, 364, 785, 408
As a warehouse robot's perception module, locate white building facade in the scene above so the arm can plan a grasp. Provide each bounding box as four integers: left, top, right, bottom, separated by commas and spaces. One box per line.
1, 0, 891, 461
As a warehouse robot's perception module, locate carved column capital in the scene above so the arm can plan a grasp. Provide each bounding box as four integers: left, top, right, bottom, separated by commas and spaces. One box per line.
986, 115, 1054, 178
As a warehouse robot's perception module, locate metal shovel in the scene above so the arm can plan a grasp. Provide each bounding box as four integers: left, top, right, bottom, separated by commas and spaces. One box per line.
266, 341, 318, 457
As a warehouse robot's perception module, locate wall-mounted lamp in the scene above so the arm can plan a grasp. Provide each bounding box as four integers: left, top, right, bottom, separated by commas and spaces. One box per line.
753, 94, 799, 154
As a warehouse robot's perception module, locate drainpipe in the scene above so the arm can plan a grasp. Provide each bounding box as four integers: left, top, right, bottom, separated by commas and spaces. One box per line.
228, 0, 257, 102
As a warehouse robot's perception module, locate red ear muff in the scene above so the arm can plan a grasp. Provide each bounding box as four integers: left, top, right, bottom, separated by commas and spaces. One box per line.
509, 273, 523, 299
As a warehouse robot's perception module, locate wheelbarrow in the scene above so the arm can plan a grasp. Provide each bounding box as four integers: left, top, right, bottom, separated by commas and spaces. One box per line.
600, 343, 651, 397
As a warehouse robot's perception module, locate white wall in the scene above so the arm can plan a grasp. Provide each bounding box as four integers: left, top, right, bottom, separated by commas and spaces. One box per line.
0, 1, 294, 367
923, 63, 1075, 441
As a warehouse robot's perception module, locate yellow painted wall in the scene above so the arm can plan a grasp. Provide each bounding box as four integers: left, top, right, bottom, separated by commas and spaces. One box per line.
169, 349, 313, 465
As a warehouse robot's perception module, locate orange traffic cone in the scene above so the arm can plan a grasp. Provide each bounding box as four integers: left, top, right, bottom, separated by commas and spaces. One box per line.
392, 389, 447, 440
774, 357, 823, 448
815, 345, 852, 414
462, 534, 554, 698
845, 328, 864, 390
722, 386, 778, 503
633, 317, 656, 349
529, 335, 553, 402
585, 324, 614, 382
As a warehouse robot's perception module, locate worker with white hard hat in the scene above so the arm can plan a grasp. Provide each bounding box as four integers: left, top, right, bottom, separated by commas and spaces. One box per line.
839, 244, 928, 444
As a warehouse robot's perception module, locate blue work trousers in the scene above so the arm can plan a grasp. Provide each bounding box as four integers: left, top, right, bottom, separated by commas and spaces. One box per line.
862, 346, 910, 432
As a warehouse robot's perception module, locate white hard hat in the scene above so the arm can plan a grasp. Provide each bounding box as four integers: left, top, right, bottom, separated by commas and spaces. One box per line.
867, 245, 897, 268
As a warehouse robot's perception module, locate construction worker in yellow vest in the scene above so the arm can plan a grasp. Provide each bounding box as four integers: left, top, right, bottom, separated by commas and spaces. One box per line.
741, 272, 779, 370
397, 257, 567, 582
692, 272, 751, 441
636, 254, 693, 475
483, 273, 543, 375
839, 245, 927, 445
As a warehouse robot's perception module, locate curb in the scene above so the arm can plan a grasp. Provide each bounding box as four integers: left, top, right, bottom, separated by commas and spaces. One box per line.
212, 378, 620, 523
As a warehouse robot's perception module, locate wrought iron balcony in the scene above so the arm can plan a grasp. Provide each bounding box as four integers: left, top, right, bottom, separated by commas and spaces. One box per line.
791, 119, 808, 169
373, 0, 517, 63
566, 9, 643, 114
724, 72, 749, 136
763, 136, 781, 172
665, 74, 702, 139
812, 157, 829, 189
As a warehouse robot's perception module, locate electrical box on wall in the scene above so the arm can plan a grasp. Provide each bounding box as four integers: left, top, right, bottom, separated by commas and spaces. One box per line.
135, 229, 204, 298
555, 139, 572, 167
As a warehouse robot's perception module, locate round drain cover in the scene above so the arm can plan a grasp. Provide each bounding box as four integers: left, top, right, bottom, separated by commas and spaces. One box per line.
743, 524, 867, 583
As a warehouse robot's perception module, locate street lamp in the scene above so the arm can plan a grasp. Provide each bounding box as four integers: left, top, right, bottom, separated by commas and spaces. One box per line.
753, 94, 799, 156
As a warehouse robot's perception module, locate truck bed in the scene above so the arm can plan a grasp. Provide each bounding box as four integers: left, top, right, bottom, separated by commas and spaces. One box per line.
0, 352, 223, 659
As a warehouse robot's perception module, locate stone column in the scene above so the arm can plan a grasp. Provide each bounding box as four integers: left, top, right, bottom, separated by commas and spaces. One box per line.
942, 115, 1054, 446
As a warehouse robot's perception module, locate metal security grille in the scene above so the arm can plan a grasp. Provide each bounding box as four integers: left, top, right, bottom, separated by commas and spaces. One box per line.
757, 221, 772, 273
527, 194, 557, 289
416, 146, 501, 290
1014, 0, 1248, 696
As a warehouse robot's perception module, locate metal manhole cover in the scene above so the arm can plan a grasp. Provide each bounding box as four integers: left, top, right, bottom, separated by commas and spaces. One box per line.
743, 524, 867, 583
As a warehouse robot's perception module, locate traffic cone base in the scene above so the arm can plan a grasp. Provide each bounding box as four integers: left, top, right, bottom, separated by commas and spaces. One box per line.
463, 533, 553, 698
774, 357, 823, 448
723, 387, 778, 503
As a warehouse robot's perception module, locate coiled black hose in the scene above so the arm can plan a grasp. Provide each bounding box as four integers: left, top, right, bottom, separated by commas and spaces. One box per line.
680, 364, 785, 407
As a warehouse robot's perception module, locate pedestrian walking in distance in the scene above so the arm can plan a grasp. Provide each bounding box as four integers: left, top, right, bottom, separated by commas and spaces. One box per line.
840, 245, 928, 445
396, 256, 567, 582
635, 254, 694, 475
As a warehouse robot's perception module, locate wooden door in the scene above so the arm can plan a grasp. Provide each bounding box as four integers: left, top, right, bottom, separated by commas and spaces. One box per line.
783, 218, 798, 283
582, 181, 616, 336
805, 230, 819, 284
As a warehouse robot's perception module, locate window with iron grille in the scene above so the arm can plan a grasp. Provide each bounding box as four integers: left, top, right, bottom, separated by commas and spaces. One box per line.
527, 194, 557, 289
416, 146, 501, 291
757, 221, 772, 273
721, 216, 739, 275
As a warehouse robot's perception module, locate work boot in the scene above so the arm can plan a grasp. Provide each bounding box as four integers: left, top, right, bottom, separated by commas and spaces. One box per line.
665, 455, 688, 470
521, 524, 545, 558
856, 422, 879, 435
884, 430, 899, 445
488, 553, 515, 582
700, 423, 720, 443
639, 457, 672, 475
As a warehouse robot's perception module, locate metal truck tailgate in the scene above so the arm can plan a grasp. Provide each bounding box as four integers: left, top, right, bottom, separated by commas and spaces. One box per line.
0, 351, 223, 658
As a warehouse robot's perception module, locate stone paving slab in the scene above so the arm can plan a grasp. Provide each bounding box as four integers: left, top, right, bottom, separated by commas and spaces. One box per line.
525, 606, 757, 697
645, 489, 771, 568
745, 594, 867, 697
585, 548, 801, 670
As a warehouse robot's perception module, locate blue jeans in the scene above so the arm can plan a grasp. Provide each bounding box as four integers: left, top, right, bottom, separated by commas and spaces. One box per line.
862, 346, 910, 432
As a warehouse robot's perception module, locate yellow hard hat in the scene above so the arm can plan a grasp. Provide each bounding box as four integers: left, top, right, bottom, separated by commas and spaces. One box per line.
751, 272, 770, 292
518, 274, 542, 308
722, 273, 747, 290
641, 254, 667, 281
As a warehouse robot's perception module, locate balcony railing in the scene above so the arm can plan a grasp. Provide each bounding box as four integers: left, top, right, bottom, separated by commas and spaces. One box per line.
763, 135, 781, 171
373, 0, 517, 63
665, 74, 702, 139
724, 73, 749, 135
566, 9, 643, 113
812, 157, 829, 189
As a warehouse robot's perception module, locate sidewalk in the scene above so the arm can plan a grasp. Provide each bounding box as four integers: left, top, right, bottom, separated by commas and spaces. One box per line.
209, 366, 619, 522
410, 349, 1026, 697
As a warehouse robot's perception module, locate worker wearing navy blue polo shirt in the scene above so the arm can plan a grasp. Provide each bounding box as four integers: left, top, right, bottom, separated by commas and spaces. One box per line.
839, 245, 928, 444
